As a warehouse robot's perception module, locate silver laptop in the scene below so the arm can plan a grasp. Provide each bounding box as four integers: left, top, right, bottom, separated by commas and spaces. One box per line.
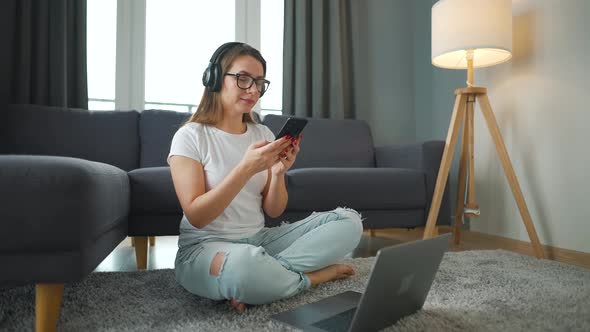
271, 233, 451, 332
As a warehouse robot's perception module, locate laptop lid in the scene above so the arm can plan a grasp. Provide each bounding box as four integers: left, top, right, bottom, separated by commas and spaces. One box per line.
348, 233, 450, 332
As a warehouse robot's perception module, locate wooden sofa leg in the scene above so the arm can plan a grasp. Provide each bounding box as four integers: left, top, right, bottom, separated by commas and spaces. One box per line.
369, 229, 375, 237
134, 236, 148, 270
131, 237, 135, 247
35, 283, 64, 332
149, 236, 155, 246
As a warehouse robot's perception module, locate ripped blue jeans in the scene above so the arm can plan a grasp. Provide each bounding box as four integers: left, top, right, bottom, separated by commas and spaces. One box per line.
174, 207, 364, 305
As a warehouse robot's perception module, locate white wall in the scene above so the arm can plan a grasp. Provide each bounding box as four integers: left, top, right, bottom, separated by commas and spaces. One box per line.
354, 0, 589, 253
468, 0, 590, 253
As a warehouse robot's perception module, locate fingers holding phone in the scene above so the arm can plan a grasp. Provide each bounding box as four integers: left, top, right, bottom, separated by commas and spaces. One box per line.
274, 133, 302, 175
240, 138, 291, 175
242, 117, 307, 175
279, 133, 301, 156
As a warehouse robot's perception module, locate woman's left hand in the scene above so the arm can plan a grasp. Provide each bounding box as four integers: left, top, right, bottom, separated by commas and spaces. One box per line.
271, 134, 302, 175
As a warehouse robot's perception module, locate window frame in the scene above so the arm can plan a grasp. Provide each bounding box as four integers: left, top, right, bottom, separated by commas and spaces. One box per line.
89, 0, 277, 114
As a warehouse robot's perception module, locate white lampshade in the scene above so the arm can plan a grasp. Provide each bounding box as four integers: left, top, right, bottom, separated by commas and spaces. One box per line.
432, 0, 512, 69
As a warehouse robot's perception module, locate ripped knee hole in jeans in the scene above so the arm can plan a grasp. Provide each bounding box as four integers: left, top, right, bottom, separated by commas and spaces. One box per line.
209, 251, 227, 276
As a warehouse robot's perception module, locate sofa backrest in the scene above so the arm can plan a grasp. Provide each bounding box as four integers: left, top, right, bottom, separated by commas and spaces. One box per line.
1, 104, 140, 171
139, 109, 191, 168
263, 114, 375, 168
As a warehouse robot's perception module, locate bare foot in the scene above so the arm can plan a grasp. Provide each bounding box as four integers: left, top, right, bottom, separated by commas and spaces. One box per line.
227, 265, 354, 311
306, 264, 355, 287
229, 299, 246, 313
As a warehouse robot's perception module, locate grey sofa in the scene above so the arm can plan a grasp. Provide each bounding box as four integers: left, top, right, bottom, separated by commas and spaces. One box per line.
0, 104, 449, 330
262, 115, 450, 228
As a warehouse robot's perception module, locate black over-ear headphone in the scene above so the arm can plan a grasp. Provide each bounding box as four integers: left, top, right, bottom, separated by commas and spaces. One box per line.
202, 42, 243, 92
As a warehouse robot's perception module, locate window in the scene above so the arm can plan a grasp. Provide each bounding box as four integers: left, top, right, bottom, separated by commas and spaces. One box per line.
260, 0, 284, 115
87, 0, 283, 116
144, 0, 234, 113
87, 0, 117, 110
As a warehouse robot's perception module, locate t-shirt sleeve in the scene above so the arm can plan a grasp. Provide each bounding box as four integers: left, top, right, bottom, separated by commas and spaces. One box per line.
167, 125, 202, 165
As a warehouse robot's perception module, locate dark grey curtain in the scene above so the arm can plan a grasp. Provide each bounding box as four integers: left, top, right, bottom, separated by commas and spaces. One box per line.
283, 0, 356, 119
0, 0, 88, 109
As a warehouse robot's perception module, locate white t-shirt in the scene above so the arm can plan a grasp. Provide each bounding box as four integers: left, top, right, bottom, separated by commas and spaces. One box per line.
167, 121, 276, 248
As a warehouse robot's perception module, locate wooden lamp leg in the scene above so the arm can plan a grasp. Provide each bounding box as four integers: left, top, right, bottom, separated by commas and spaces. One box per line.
424, 94, 468, 239
477, 94, 545, 259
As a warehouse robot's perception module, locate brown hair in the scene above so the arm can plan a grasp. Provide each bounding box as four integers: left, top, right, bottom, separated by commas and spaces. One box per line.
185, 43, 266, 126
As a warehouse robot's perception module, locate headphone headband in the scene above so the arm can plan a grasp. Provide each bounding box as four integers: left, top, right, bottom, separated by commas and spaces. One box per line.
209, 42, 243, 65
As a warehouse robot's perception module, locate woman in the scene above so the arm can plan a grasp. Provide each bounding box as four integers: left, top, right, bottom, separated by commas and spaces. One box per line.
168, 42, 363, 313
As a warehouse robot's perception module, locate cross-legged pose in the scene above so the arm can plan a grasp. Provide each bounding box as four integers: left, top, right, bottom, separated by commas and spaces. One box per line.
168, 42, 363, 313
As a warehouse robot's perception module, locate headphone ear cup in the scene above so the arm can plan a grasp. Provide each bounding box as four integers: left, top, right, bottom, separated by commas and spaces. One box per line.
202, 42, 242, 92
211, 63, 222, 92
202, 64, 213, 88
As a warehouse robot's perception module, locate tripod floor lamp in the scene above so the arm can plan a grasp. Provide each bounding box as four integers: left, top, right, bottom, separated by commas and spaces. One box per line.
423, 0, 545, 259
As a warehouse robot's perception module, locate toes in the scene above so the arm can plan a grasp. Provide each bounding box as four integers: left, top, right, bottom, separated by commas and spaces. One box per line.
342, 266, 355, 277
342, 265, 354, 273
234, 302, 246, 313
230, 299, 246, 314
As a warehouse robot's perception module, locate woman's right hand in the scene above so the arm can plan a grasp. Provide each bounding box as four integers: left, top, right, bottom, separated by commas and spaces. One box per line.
239, 137, 292, 176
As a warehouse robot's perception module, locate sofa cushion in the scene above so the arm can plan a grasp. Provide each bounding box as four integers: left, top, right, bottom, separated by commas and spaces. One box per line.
128, 166, 181, 215
140, 109, 191, 168
285, 168, 426, 211
263, 115, 375, 169
1, 104, 140, 171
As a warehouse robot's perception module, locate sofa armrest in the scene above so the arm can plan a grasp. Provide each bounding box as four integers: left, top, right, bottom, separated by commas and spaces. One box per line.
375, 141, 451, 226
0, 155, 130, 254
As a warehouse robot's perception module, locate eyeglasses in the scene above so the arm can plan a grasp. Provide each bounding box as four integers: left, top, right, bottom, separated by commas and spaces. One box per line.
224, 72, 270, 95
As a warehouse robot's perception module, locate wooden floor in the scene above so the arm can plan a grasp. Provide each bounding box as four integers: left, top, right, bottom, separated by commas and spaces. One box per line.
95, 227, 590, 272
